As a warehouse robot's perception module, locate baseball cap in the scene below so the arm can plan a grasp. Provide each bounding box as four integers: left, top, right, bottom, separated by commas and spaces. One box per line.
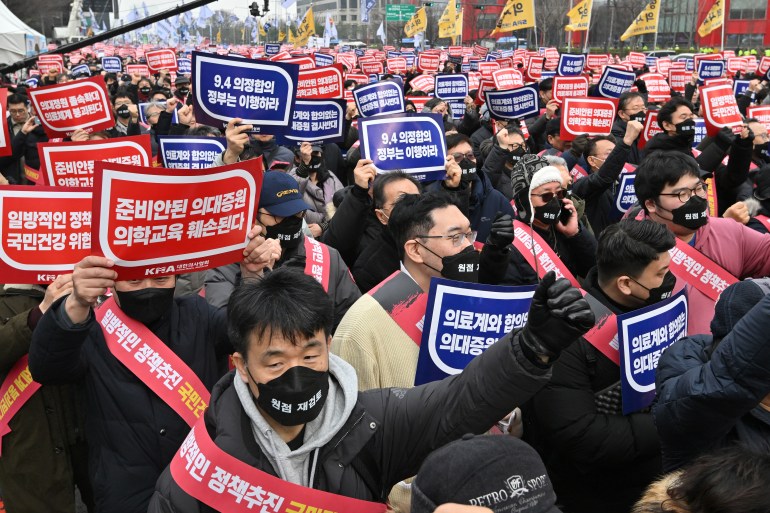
175, 75, 191, 85
259, 171, 310, 217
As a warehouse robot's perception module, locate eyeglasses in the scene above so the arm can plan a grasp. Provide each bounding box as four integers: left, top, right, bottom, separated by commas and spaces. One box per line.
416, 230, 477, 247
450, 152, 476, 162
530, 189, 566, 203
8, 108, 27, 114
659, 182, 708, 203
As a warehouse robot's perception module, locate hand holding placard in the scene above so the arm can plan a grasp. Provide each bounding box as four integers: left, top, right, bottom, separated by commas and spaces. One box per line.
239, 225, 282, 279
66, 256, 117, 323
443, 156, 462, 188
353, 158, 377, 189
223, 118, 253, 165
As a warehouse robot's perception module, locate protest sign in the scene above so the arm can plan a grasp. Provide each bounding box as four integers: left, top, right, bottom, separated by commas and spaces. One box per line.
39, 135, 152, 187
345, 73, 369, 85
478, 62, 500, 80
358, 113, 446, 181
314, 52, 335, 68
726, 57, 748, 74
126, 64, 150, 76
386, 57, 407, 74
637, 110, 662, 150
145, 49, 178, 72
138, 102, 178, 125
638, 73, 671, 103
177, 58, 192, 74
101, 56, 122, 73
657, 57, 672, 75
275, 99, 346, 145
191, 52, 298, 132
551, 76, 589, 103
409, 74, 435, 93
596, 66, 635, 98
587, 54, 610, 70
484, 86, 539, 120
0, 89, 10, 157
353, 81, 405, 117
700, 83, 743, 136
278, 56, 315, 70
360, 60, 384, 75
668, 69, 691, 94
619, 289, 688, 414
733, 79, 750, 97
748, 106, 770, 132
627, 52, 646, 68
417, 53, 440, 73
414, 278, 536, 385
525, 56, 543, 81
70, 64, 91, 78
614, 173, 637, 215
297, 65, 344, 99
157, 136, 227, 169
264, 43, 281, 56
492, 68, 524, 90
559, 98, 616, 140
434, 74, 469, 100
693, 117, 708, 148
0, 186, 92, 283
91, 159, 263, 280
28, 76, 114, 138
697, 59, 725, 82
557, 53, 586, 76
759, 56, 770, 76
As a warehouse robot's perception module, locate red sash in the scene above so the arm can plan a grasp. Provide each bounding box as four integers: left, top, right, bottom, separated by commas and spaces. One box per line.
0, 355, 41, 455
171, 419, 387, 513
96, 297, 211, 427
668, 238, 738, 303
304, 237, 331, 292
704, 176, 718, 217
368, 271, 428, 346
570, 164, 588, 183
756, 215, 770, 231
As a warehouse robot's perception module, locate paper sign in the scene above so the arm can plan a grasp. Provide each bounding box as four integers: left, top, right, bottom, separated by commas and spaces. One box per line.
557, 54, 586, 76
145, 49, 178, 72
28, 76, 114, 138
177, 58, 192, 74
596, 66, 635, 98
409, 74, 435, 93
525, 56, 543, 81
101, 57, 122, 73
697, 60, 725, 82
560, 98, 616, 141
492, 68, 524, 90
265, 44, 281, 57
297, 65, 344, 99
278, 56, 315, 71
638, 110, 662, 150
748, 106, 770, 133
126, 64, 150, 76
386, 57, 407, 74
485, 86, 539, 120
275, 99, 346, 145
358, 113, 447, 181
360, 60, 384, 75
137, 102, 179, 125
91, 159, 263, 280
668, 69, 690, 94
315, 53, 335, 68
414, 278, 535, 385
627, 52, 646, 68
614, 173, 637, 215
478, 62, 500, 80
417, 54, 440, 73
656, 58, 672, 75
353, 81, 405, 117
157, 136, 227, 169
587, 54, 609, 70
551, 76, 589, 103
434, 74, 469, 100
700, 83, 743, 136
639, 73, 671, 103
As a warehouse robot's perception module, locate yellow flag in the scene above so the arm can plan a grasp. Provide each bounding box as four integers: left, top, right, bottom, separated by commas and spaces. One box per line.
259, 21, 267, 37
620, 0, 660, 41
454, 9, 463, 37
296, 6, 315, 46
241, 27, 246, 42
438, 2, 457, 39
565, 0, 592, 32
279, 28, 286, 41
489, 0, 536, 36
288, 27, 296, 45
404, 7, 427, 38
216, 29, 221, 44
697, 0, 724, 37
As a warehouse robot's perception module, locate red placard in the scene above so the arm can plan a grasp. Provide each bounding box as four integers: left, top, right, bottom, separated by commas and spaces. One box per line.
700, 84, 743, 137
38, 54, 64, 69
28, 76, 114, 138
526, 57, 543, 81
345, 73, 369, 84
551, 76, 589, 103
747, 106, 770, 132
638, 73, 671, 103
474, 79, 496, 106
279, 56, 315, 70
473, 44, 489, 58
336, 54, 355, 70
560, 98, 617, 141
297, 64, 344, 99
758, 57, 770, 76
467, 71, 482, 91
657, 58, 672, 75
91, 159, 263, 280
417, 53, 440, 73
360, 60, 384, 75
448, 46, 463, 56
668, 69, 691, 94
478, 62, 500, 80
492, 68, 524, 90
268, 51, 292, 61
627, 52, 646, 68
37, 61, 62, 74
409, 74, 435, 93
0, 89, 11, 158
726, 57, 748, 74
386, 57, 407, 74
145, 49, 178, 72
587, 54, 610, 70
0, 186, 92, 283
126, 64, 150, 76
638, 110, 662, 150
68, 54, 84, 65
38, 135, 152, 188
406, 95, 431, 111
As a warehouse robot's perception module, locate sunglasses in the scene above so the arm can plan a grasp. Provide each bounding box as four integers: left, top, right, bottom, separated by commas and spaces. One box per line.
530, 189, 565, 203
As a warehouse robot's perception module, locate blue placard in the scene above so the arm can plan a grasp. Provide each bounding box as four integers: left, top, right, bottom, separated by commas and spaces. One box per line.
460, 63, 470, 73
315, 53, 335, 68
557, 53, 586, 76
448, 55, 463, 67
265, 44, 281, 57
402, 53, 416, 67
469, 59, 481, 71
538, 47, 546, 55
158, 136, 227, 169
71, 64, 91, 77
697, 60, 725, 81
618, 289, 688, 414
685, 58, 694, 71
191, 51, 299, 132
434, 73, 468, 100
447, 100, 466, 120
484, 85, 539, 120
645, 56, 657, 69
387, 51, 400, 59
353, 81, 405, 117
177, 58, 192, 74
692, 117, 707, 148
355, 48, 365, 57
380, 74, 404, 89
25, 77, 39, 87
274, 99, 346, 145
341, 45, 351, 52
733, 79, 750, 96
138, 101, 179, 124
614, 173, 637, 214
414, 278, 536, 385
101, 56, 122, 73
540, 70, 557, 79
358, 112, 447, 181
596, 66, 636, 98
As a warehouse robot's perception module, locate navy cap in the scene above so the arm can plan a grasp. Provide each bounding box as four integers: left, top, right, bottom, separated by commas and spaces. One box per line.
259, 171, 310, 217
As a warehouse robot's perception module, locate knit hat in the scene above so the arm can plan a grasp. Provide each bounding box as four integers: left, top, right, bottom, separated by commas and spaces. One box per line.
529, 166, 564, 195
510, 155, 552, 222
711, 278, 770, 340
412, 434, 562, 513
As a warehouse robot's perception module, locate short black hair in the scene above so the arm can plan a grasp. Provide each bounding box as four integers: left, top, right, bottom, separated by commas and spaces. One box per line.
388, 192, 460, 259
424, 97, 446, 111
597, 219, 676, 285
343, 79, 357, 89
634, 151, 701, 212
186, 125, 222, 137
7, 93, 27, 106
372, 171, 421, 209
227, 268, 333, 359
539, 77, 553, 93
446, 133, 471, 151
657, 96, 694, 128
618, 91, 644, 112
584, 134, 616, 159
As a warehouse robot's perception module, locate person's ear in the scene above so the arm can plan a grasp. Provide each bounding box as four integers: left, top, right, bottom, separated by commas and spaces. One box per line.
616, 276, 633, 296
645, 198, 658, 215
232, 352, 249, 384
404, 239, 424, 264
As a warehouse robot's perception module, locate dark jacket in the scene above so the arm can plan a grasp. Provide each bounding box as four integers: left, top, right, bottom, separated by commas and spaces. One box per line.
653, 294, 770, 472
321, 184, 384, 268
470, 124, 492, 160
0, 286, 92, 513
482, 144, 515, 199
696, 132, 755, 215
611, 118, 641, 165
28, 295, 231, 513
147, 328, 554, 512
0, 122, 48, 182
352, 228, 400, 293
522, 268, 661, 513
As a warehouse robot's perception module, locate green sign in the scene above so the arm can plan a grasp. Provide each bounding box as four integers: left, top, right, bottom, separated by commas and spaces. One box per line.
386, 4, 416, 22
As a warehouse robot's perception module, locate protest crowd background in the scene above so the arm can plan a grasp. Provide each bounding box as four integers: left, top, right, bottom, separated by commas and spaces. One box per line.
3, 0, 770, 512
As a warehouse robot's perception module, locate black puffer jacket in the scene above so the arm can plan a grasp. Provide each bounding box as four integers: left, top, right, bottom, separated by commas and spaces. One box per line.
147, 329, 553, 512
29, 295, 231, 513
321, 184, 384, 268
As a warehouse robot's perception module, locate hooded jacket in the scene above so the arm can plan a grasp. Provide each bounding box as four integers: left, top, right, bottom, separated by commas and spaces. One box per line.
288, 166, 344, 226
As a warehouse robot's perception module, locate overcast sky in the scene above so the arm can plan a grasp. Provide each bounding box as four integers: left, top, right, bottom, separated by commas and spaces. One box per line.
118, 0, 298, 22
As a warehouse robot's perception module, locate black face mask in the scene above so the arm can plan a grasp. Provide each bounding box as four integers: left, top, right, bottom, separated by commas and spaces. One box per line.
675, 119, 696, 143
631, 271, 677, 306
629, 112, 646, 125
754, 142, 769, 163
264, 215, 304, 249
533, 197, 562, 226
108, 83, 118, 94
115, 287, 175, 325
308, 155, 323, 171
508, 147, 527, 165
178, 87, 190, 96
660, 195, 709, 230
419, 243, 480, 282
459, 158, 477, 181
251, 366, 329, 426
116, 104, 131, 119
139, 86, 151, 95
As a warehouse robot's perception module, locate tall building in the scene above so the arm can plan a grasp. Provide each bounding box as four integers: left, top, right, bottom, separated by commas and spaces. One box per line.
697, 0, 769, 49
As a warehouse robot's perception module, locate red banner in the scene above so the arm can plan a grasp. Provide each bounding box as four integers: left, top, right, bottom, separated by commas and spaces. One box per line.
145, 48, 178, 72
559, 98, 616, 141
91, 159, 263, 280
627, 52, 646, 68
0, 186, 92, 283
551, 76, 589, 103
28, 76, 114, 138
279, 56, 315, 71
126, 64, 150, 76
478, 62, 500, 80
0, 355, 41, 456
386, 57, 406, 74
0, 89, 11, 158
360, 60, 383, 75
492, 68, 524, 91
297, 65, 343, 99
638, 73, 671, 103
38, 135, 152, 188
668, 238, 738, 303
668, 69, 690, 94
525, 57, 543, 81
700, 84, 743, 137
417, 53, 440, 73
409, 74, 435, 93
586, 54, 609, 70
747, 106, 770, 132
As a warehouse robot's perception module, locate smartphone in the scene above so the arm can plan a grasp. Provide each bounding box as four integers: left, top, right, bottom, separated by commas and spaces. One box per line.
558, 200, 573, 225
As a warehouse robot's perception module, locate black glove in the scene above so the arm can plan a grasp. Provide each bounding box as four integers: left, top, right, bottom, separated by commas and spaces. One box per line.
715, 126, 736, 150
486, 212, 514, 249
520, 271, 595, 364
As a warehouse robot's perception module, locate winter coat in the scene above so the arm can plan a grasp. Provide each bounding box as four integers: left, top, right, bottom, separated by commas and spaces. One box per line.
288, 167, 344, 226
320, 184, 384, 268
611, 118, 641, 165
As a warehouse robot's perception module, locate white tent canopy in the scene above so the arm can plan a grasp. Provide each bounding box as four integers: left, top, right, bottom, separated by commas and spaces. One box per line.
0, 2, 47, 66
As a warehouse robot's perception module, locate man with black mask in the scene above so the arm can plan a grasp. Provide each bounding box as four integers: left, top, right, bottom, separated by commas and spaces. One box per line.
214, 118, 296, 169
173, 75, 191, 104
612, 91, 647, 165
205, 171, 360, 331
107, 93, 141, 138
747, 118, 770, 167
642, 97, 697, 156
28, 225, 282, 513
480, 123, 528, 199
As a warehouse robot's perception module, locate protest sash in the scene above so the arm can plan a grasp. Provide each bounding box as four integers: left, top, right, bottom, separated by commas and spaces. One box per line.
171, 419, 386, 513
96, 297, 210, 427
668, 238, 738, 303
0, 89, 11, 158
303, 237, 330, 292
0, 355, 41, 456
368, 271, 428, 346
756, 215, 770, 232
